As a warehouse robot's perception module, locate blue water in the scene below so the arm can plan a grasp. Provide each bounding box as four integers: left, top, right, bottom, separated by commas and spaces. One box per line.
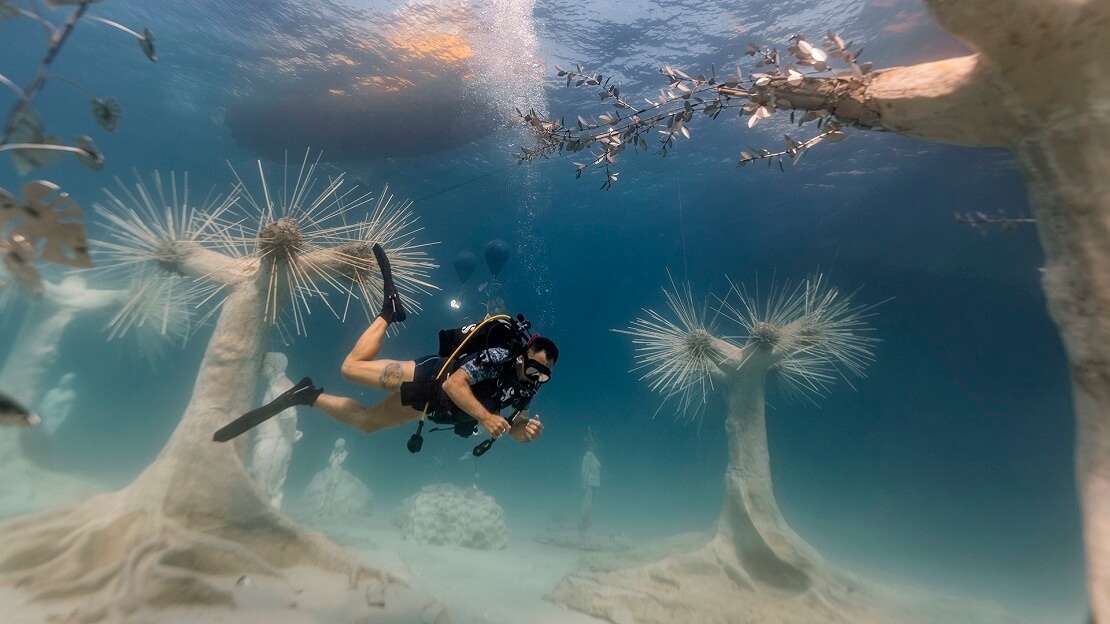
0, 1, 1087, 623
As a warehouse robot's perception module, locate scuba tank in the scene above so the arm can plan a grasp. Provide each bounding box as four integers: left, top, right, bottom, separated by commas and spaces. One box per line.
436, 313, 533, 362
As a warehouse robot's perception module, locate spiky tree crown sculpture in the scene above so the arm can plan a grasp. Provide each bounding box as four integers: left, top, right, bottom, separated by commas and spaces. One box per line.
94, 158, 432, 336
620, 276, 876, 579
0, 154, 443, 623
621, 274, 875, 418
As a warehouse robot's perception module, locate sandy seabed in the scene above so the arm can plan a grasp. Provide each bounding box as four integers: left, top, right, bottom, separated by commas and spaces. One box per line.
310, 512, 607, 624
0, 497, 1032, 624
0, 497, 606, 624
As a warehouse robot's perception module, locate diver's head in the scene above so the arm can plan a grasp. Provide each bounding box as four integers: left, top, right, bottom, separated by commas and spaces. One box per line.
517, 335, 558, 386
60, 372, 77, 387
335, 438, 346, 448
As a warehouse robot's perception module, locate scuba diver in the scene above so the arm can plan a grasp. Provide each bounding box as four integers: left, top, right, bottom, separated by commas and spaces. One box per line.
214, 244, 557, 454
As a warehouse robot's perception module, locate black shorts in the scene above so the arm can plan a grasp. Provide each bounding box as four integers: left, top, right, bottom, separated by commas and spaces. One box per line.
400, 355, 452, 416
413, 354, 446, 384
400, 356, 478, 435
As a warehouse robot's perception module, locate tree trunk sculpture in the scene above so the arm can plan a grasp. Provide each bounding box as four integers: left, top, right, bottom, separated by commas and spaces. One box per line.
765, 2, 1110, 615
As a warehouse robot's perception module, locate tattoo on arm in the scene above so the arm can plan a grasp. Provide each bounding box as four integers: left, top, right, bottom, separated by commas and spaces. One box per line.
379, 362, 403, 390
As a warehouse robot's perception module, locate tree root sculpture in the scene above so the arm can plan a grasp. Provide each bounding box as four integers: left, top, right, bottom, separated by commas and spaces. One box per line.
552, 533, 1014, 624
0, 468, 446, 624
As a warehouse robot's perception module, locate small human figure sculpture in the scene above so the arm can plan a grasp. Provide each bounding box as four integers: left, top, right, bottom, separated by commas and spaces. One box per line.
329, 437, 348, 470
320, 438, 347, 513
579, 431, 601, 532
39, 372, 77, 436
299, 436, 373, 517
533, 429, 629, 552
249, 352, 303, 509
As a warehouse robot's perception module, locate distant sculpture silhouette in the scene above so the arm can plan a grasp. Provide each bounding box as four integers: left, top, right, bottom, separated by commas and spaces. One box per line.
579, 436, 600, 533
39, 372, 77, 437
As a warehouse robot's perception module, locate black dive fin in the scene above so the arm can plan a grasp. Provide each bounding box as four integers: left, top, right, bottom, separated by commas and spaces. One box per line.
373, 243, 407, 323
213, 404, 283, 442
213, 377, 321, 442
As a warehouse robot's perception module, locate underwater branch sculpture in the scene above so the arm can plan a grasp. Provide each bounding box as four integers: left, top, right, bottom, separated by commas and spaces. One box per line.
523, 1, 1110, 617
0, 0, 155, 172
1, 1, 155, 299
0, 160, 444, 622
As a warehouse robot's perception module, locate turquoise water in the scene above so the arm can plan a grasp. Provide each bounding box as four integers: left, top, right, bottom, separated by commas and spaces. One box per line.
0, 1, 1088, 623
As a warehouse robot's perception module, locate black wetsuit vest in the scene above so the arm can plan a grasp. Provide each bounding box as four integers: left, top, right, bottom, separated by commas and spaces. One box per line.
399, 351, 536, 437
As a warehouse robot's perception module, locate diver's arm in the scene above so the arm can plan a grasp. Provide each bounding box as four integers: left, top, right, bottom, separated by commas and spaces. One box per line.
442, 370, 511, 437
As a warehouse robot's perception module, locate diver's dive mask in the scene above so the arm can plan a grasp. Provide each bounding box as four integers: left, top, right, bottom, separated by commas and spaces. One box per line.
523, 358, 552, 385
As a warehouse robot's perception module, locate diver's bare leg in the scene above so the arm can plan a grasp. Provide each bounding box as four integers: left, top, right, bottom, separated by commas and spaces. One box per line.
341, 317, 417, 389
342, 244, 408, 386
314, 392, 418, 434
346, 316, 389, 362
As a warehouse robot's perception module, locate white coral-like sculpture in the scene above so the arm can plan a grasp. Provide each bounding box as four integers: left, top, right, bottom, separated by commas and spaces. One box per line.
394, 484, 509, 550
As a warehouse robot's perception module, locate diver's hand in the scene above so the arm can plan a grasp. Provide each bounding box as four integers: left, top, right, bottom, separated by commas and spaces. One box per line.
478, 413, 511, 438
510, 415, 543, 443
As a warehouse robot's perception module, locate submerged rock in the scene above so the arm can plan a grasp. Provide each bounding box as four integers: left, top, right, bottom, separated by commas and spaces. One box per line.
394, 483, 508, 550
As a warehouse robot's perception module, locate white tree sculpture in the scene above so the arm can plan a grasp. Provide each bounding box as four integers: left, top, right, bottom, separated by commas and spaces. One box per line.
0, 159, 447, 623
552, 276, 1008, 624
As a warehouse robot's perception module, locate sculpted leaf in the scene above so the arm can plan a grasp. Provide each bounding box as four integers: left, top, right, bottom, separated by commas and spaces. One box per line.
4, 181, 92, 268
